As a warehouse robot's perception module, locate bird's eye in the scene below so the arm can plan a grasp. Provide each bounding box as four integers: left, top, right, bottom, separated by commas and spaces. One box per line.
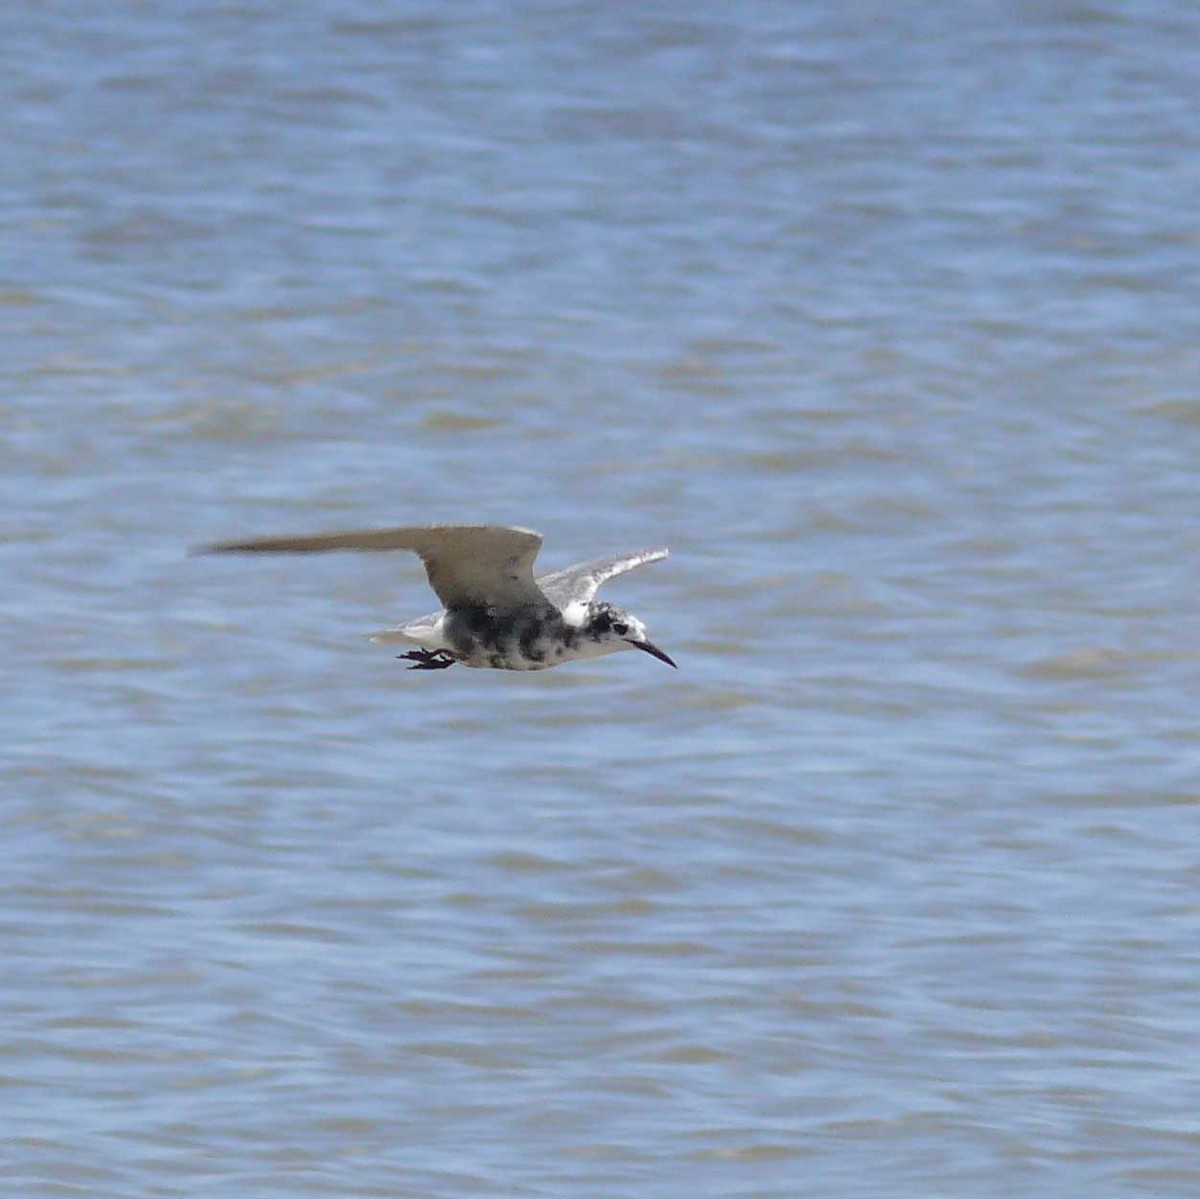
613, 621, 628, 636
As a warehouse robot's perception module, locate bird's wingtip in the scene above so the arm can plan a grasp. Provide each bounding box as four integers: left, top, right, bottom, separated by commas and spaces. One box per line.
190, 540, 254, 556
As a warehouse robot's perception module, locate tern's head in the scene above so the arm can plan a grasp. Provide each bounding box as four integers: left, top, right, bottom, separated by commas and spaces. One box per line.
583, 602, 676, 668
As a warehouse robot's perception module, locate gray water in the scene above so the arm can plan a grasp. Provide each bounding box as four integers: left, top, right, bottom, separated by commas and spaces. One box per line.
6, 3, 1200, 1196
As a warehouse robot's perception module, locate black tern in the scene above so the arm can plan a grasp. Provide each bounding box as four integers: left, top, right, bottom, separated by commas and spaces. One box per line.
197, 524, 675, 672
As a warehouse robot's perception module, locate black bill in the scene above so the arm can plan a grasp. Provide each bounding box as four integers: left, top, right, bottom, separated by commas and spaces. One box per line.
628, 639, 677, 669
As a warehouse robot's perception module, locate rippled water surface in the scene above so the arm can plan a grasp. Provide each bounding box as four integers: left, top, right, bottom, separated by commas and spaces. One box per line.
7, 3, 1200, 1196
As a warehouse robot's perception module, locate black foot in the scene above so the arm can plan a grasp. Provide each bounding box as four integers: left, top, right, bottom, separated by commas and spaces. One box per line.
397, 648, 458, 671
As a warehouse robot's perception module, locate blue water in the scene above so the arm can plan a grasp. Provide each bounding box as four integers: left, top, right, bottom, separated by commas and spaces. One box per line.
6, 3, 1200, 1196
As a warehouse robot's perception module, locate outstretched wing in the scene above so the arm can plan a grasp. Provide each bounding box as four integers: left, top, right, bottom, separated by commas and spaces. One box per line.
536, 548, 669, 609
197, 524, 548, 611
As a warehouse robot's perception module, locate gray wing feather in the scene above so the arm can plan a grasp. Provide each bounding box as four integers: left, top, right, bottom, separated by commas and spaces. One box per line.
536, 548, 669, 609
374, 545, 671, 637
197, 524, 547, 611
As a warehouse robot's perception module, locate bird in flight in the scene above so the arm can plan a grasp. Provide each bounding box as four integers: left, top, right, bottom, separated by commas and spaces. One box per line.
196, 524, 676, 673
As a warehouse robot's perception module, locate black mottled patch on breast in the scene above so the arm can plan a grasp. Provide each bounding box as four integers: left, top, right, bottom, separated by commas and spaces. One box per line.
447, 603, 569, 669
445, 605, 494, 657
518, 620, 546, 663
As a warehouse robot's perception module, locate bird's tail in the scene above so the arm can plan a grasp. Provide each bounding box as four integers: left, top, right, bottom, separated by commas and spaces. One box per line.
368, 612, 441, 647
367, 627, 417, 645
